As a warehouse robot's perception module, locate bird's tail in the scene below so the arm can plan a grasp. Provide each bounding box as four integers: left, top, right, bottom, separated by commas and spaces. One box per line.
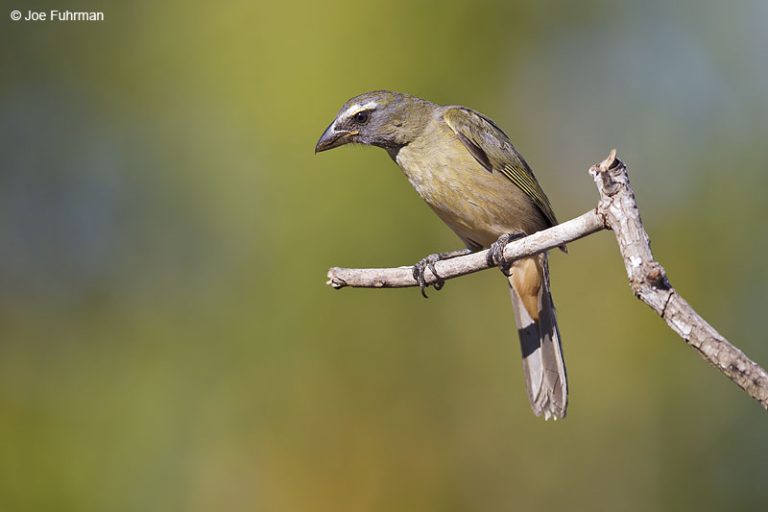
507, 254, 568, 420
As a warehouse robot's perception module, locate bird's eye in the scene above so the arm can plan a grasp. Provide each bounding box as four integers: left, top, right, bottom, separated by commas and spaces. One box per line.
353, 111, 370, 124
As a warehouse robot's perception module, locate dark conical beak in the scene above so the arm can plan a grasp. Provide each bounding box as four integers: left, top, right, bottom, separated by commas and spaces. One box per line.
315, 121, 356, 153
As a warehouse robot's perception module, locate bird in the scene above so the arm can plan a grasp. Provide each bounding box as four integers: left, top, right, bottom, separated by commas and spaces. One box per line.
315, 90, 567, 420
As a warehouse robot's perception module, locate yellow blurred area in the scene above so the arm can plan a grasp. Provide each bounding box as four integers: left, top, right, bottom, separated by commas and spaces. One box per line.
1, 0, 768, 510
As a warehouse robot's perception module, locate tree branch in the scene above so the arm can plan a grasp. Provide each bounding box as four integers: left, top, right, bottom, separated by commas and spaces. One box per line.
327, 209, 606, 289
326, 150, 768, 410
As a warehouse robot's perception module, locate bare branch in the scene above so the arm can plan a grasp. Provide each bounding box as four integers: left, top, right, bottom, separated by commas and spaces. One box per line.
327, 210, 606, 289
590, 151, 768, 409
326, 150, 768, 410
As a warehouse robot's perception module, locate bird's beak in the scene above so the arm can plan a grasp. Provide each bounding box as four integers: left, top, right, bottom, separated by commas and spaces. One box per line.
315, 121, 357, 153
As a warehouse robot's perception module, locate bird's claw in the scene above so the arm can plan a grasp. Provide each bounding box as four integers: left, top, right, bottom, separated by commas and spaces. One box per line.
413, 253, 445, 298
486, 231, 526, 275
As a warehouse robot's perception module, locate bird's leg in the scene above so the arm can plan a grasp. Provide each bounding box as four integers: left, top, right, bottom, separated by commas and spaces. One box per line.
413, 248, 473, 298
486, 231, 527, 275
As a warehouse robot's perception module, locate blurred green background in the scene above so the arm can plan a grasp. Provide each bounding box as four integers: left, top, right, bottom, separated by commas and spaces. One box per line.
2, 0, 768, 510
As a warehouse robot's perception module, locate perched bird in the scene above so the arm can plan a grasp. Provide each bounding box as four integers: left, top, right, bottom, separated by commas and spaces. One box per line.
315, 91, 567, 420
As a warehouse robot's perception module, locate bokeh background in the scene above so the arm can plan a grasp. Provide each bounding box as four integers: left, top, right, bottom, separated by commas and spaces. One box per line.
2, 0, 768, 510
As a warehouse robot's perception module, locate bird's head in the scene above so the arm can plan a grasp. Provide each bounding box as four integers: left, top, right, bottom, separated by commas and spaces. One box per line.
315, 90, 434, 154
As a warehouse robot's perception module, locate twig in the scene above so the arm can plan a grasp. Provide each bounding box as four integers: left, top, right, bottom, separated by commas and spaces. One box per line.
326, 150, 768, 410
327, 210, 606, 289
590, 150, 768, 409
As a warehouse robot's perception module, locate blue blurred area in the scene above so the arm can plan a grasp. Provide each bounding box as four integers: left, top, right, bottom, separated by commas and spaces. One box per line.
1, 0, 767, 510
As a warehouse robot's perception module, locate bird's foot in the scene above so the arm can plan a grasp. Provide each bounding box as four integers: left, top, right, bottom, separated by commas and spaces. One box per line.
412, 248, 472, 298
413, 254, 444, 298
486, 231, 527, 275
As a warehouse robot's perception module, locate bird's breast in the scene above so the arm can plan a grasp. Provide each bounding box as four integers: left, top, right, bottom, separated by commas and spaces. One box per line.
394, 131, 547, 247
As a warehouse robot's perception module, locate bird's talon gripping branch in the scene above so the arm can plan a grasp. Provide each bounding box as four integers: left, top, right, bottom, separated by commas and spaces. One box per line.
427, 259, 445, 291
413, 254, 445, 298
411, 248, 473, 298
486, 231, 527, 275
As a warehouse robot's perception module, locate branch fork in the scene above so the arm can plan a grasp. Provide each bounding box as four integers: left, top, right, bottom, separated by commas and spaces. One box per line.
326, 150, 768, 410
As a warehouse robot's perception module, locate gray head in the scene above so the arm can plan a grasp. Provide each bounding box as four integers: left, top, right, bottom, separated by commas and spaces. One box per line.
315, 90, 435, 153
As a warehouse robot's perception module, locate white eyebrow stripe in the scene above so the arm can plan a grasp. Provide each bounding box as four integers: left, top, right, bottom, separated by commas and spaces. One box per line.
341, 101, 378, 119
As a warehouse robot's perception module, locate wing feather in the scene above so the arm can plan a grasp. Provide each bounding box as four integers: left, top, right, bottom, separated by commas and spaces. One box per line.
443, 107, 558, 227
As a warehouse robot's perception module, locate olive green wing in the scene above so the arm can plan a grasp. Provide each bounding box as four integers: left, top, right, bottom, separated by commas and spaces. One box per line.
443, 106, 558, 227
